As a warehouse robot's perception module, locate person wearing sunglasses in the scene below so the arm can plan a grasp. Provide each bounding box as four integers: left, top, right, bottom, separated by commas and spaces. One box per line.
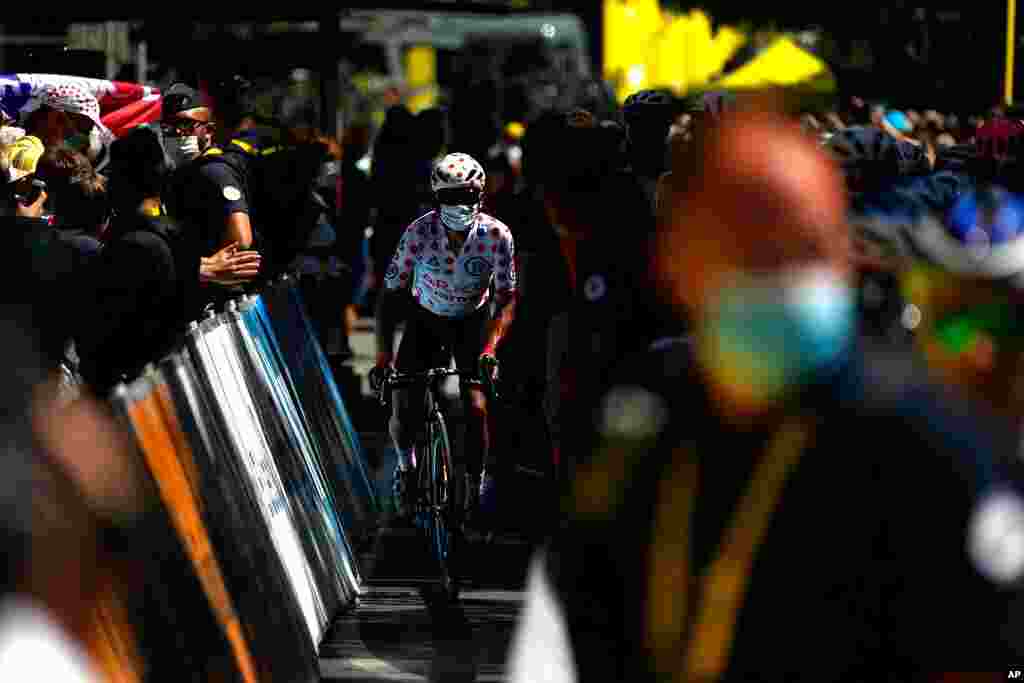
159, 83, 214, 169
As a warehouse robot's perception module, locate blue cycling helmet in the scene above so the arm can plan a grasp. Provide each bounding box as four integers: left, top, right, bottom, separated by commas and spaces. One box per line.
906, 186, 1024, 285
884, 110, 913, 134
622, 89, 675, 123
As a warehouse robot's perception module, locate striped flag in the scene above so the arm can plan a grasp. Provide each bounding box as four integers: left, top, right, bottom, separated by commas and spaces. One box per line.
0, 73, 161, 137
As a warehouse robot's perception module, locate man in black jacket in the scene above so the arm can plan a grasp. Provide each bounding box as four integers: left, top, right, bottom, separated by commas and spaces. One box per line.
77, 126, 260, 395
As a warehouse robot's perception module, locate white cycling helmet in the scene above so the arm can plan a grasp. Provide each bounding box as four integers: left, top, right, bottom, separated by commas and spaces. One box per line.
431, 152, 486, 194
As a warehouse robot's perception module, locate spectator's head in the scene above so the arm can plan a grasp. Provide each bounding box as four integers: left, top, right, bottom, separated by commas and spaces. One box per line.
35, 149, 108, 234
24, 105, 73, 149
540, 117, 623, 237
205, 73, 256, 137
825, 125, 931, 196
342, 123, 372, 165
654, 109, 852, 415
622, 89, 676, 172
869, 102, 887, 128
520, 109, 569, 189
106, 126, 168, 213
416, 107, 449, 161
160, 83, 214, 165
484, 146, 512, 198
905, 109, 922, 129
26, 85, 107, 161
0, 135, 47, 218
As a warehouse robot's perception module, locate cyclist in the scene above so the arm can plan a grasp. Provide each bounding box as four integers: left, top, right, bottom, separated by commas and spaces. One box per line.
373, 152, 517, 526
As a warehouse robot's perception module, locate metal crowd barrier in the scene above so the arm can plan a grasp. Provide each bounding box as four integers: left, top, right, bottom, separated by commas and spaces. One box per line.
257, 275, 379, 539
109, 276, 377, 682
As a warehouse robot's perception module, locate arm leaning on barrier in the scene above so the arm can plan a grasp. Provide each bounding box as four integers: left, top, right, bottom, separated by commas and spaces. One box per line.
199, 241, 262, 287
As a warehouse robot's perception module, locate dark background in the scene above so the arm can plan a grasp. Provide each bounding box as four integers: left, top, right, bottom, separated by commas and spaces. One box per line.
0, 3, 1017, 115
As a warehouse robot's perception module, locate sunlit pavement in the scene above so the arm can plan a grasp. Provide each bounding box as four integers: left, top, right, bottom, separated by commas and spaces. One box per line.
318, 319, 536, 682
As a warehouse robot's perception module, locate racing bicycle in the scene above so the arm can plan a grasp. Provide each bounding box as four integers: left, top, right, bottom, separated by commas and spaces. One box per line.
371, 363, 499, 601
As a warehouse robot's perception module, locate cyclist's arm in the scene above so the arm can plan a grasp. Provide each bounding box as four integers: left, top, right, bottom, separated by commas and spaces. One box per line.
377, 224, 417, 358
482, 233, 518, 356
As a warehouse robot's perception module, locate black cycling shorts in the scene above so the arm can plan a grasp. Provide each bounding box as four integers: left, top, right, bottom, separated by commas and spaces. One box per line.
396, 303, 490, 381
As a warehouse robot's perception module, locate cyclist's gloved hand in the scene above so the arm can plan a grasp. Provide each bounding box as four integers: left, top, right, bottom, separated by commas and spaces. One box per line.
370, 351, 394, 392
479, 349, 499, 383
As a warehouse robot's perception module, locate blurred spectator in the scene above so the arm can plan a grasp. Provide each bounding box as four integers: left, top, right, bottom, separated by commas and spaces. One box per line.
539, 110, 669, 486
339, 123, 373, 325
371, 104, 421, 360
511, 105, 1024, 683
0, 136, 88, 374
621, 89, 677, 210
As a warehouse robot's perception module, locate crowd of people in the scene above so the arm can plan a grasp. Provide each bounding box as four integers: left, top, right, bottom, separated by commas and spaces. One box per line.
9, 50, 1024, 677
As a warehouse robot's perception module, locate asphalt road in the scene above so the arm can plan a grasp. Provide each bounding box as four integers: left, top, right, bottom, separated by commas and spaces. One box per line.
318, 319, 540, 682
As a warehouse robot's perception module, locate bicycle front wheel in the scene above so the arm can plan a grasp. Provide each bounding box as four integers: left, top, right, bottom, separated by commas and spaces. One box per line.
427, 408, 458, 601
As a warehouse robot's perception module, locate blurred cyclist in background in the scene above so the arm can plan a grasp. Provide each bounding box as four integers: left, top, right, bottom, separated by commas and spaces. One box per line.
901, 186, 1024, 463
621, 89, 677, 211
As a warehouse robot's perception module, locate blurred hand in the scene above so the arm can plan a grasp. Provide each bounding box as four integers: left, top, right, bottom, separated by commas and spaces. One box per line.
200, 242, 262, 287
479, 352, 499, 384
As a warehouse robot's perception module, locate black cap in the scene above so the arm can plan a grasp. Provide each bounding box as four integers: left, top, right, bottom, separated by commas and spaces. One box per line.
162, 82, 210, 123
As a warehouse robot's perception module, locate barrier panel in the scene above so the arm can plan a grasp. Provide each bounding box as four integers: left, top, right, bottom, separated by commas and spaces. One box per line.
226, 298, 361, 609
186, 313, 329, 646
156, 351, 321, 682
107, 279, 376, 680
113, 373, 260, 683
256, 277, 379, 537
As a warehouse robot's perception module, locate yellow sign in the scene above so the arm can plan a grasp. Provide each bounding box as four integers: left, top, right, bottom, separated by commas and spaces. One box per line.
405, 46, 438, 114
603, 1, 747, 102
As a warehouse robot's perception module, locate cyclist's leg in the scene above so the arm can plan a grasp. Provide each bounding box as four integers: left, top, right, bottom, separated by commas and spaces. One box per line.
454, 306, 493, 522
389, 308, 439, 511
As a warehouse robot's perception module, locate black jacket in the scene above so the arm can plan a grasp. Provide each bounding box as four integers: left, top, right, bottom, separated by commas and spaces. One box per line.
0, 215, 87, 368
77, 212, 203, 395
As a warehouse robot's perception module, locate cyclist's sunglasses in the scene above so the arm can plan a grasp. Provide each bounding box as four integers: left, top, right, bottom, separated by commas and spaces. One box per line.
435, 187, 481, 206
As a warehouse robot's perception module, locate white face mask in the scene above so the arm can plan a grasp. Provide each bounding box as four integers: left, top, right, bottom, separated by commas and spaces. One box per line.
439, 204, 479, 232
163, 135, 201, 168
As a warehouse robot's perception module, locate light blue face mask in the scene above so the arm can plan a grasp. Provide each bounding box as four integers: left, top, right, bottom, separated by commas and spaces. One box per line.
439, 204, 479, 232
701, 268, 855, 401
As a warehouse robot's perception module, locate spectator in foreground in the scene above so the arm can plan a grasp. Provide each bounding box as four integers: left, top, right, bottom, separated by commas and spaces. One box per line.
509, 104, 1024, 682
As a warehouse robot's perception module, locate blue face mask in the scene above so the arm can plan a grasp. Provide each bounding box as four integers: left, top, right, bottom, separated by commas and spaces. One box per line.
700, 267, 855, 403
439, 203, 478, 232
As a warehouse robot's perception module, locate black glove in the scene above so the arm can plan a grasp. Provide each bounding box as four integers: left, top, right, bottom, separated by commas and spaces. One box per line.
479, 353, 499, 384
369, 366, 390, 392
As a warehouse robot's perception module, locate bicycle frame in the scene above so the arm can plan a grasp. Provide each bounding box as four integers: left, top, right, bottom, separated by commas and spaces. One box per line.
377, 367, 492, 600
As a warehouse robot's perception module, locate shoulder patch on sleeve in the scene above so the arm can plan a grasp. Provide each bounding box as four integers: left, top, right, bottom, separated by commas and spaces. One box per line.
223, 186, 242, 201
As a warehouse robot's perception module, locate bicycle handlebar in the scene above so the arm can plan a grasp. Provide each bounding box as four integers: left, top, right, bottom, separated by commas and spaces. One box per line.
374, 366, 500, 404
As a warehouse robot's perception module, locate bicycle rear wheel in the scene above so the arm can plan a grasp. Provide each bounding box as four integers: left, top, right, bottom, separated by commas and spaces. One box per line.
426, 407, 458, 601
